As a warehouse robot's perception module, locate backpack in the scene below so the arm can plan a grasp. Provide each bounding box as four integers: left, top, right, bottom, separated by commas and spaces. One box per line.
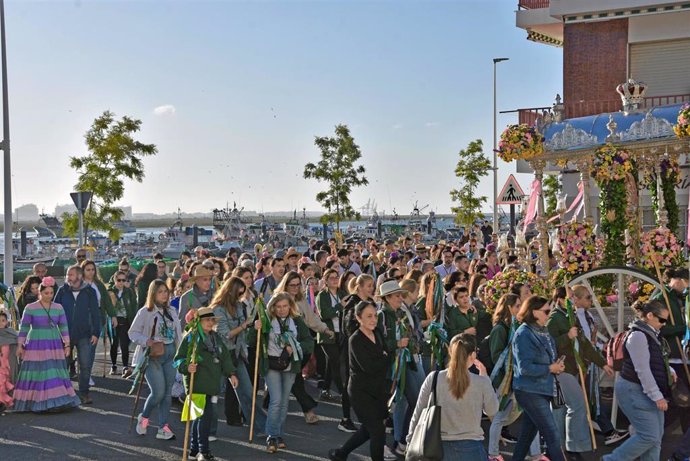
476, 334, 494, 375
605, 329, 631, 372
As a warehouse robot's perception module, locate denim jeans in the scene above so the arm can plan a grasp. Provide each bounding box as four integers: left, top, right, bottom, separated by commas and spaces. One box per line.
441, 439, 487, 461
514, 389, 565, 461
552, 372, 593, 452
191, 396, 214, 455
488, 393, 542, 456
393, 357, 426, 444
142, 343, 176, 426
603, 378, 664, 461
264, 370, 296, 438
76, 337, 96, 395
234, 360, 266, 431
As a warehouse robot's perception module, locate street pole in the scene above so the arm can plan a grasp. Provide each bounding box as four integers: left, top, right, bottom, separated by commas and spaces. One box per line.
1, 0, 12, 285
492, 57, 509, 235
78, 194, 84, 247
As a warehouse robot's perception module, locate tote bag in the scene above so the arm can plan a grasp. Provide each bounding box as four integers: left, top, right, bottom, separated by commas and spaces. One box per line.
405, 370, 443, 461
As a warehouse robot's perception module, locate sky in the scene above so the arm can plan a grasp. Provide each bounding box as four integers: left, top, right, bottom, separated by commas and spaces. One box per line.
3, 0, 562, 217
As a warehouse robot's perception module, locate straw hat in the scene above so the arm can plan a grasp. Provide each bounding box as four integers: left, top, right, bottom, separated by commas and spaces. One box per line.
379, 280, 406, 298
197, 306, 217, 319
284, 247, 301, 259
191, 266, 213, 280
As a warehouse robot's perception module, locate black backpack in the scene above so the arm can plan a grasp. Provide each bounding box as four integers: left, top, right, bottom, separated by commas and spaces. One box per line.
476, 334, 494, 375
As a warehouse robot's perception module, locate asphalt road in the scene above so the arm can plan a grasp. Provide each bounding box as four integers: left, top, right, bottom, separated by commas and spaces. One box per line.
0, 344, 684, 461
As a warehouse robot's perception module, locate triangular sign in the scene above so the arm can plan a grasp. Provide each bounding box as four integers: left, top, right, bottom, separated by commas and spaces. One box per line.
497, 175, 524, 205
70, 191, 93, 213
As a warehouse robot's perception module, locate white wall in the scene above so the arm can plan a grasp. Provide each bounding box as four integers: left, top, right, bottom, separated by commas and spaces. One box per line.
628, 10, 690, 43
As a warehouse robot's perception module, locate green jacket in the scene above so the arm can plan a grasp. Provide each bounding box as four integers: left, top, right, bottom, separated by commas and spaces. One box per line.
94, 279, 116, 318
107, 286, 137, 324
315, 289, 342, 344
175, 330, 236, 396
654, 286, 686, 360
415, 296, 432, 356
488, 321, 510, 386
546, 307, 606, 376
296, 315, 316, 356
446, 306, 476, 339
376, 303, 419, 367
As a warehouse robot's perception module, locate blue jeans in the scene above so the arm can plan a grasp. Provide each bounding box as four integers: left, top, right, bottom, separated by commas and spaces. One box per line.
603, 378, 664, 461
142, 343, 176, 426
264, 370, 295, 439
552, 372, 593, 452
514, 389, 565, 461
76, 337, 96, 395
393, 357, 426, 444
488, 394, 541, 456
191, 396, 214, 455
235, 360, 266, 431
441, 439, 487, 461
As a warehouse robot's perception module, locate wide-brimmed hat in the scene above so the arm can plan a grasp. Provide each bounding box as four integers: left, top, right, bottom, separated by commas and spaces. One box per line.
379, 280, 406, 298
191, 266, 213, 280
415, 244, 428, 252
197, 306, 217, 319
284, 247, 301, 259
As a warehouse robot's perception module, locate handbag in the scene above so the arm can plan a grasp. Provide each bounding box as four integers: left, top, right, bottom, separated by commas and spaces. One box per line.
405, 370, 443, 461
268, 347, 291, 371
148, 317, 165, 358
552, 376, 566, 409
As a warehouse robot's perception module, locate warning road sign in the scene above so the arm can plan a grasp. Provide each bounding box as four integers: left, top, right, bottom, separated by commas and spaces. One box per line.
497, 175, 524, 205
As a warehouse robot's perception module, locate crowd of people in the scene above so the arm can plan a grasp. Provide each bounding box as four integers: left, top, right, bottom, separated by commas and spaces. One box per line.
0, 232, 688, 461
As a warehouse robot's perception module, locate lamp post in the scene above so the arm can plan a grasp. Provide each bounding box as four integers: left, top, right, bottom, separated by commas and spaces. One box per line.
1, 0, 11, 286
493, 57, 509, 234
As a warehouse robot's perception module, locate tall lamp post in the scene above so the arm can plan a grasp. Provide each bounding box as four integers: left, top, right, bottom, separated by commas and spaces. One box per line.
493, 57, 509, 234
1, 0, 11, 287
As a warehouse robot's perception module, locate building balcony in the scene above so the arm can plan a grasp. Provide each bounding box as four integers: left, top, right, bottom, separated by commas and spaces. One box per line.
518, 0, 550, 9
516, 0, 563, 46
517, 93, 690, 126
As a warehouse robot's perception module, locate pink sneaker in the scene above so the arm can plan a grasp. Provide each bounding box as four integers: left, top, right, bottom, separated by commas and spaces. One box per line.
530, 456, 550, 461
136, 414, 149, 435
156, 424, 175, 440
488, 456, 504, 461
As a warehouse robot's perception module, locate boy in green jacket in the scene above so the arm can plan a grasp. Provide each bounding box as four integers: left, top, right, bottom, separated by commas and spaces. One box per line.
175, 307, 238, 461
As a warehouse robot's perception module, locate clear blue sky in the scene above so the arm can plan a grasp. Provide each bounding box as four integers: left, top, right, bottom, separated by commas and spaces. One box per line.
5, 0, 562, 217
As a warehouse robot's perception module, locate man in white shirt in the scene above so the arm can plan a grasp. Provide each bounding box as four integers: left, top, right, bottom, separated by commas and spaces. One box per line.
434, 248, 456, 279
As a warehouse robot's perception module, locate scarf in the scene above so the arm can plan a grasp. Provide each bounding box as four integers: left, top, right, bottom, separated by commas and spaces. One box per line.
0, 327, 18, 345
191, 285, 213, 309
271, 317, 302, 364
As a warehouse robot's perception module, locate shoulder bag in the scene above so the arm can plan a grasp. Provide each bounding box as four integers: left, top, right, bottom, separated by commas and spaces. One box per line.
405, 370, 443, 461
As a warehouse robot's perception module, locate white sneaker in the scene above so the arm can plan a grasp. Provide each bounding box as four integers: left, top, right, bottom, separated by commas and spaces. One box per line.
208, 435, 217, 442
89, 377, 95, 386
156, 424, 176, 440
383, 445, 398, 461
136, 414, 149, 435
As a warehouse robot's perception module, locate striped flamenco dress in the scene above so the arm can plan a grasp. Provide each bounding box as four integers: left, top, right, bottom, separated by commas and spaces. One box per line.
13, 301, 80, 412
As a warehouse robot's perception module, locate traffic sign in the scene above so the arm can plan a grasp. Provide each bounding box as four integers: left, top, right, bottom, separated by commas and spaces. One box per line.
497, 175, 524, 205
70, 191, 93, 213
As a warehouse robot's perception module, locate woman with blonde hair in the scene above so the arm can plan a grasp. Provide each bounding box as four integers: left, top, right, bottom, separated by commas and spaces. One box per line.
407, 333, 498, 460
128, 280, 182, 440
274, 271, 330, 424
255, 292, 313, 453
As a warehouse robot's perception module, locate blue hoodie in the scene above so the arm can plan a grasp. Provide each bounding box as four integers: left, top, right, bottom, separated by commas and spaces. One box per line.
54, 282, 102, 342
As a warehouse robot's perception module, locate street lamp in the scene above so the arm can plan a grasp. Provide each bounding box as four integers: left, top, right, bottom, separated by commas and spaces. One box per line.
493, 57, 509, 234
1, 0, 11, 287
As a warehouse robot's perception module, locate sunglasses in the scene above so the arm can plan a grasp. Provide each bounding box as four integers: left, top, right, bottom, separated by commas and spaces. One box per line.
116, 278, 126, 282
654, 314, 668, 324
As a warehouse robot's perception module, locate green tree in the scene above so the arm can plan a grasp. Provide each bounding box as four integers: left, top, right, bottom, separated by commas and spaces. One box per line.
450, 139, 492, 227
543, 174, 561, 218
62, 111, 157, 241
303, 124, 368, 232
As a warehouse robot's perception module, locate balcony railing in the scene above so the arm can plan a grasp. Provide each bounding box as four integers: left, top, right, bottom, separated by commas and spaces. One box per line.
517, 94, 690, 126
518, 0, 550, 9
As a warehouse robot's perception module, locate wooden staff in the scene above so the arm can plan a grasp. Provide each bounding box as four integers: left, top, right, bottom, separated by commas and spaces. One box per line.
182, 340, 199, 461
577, 364, 597, 450
651, 257, 690, 385
249, 328, 262, 443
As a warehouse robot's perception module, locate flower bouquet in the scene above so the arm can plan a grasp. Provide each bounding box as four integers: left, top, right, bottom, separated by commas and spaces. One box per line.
627, 281, 656, 304
497, 124, 544, 162
485, 269, 550, 310
673, 103, 690, 138
639, 227, 684, 272
558, 222, 598, 275
591, 144, 634, 184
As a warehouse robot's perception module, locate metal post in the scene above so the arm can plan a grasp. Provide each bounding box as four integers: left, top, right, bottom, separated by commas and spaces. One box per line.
1, 0, 12, 286
77, 194, 84, 247
492, 57, 509, 234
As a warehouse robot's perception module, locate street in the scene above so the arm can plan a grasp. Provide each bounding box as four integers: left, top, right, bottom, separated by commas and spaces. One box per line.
0, 343, 684, 461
